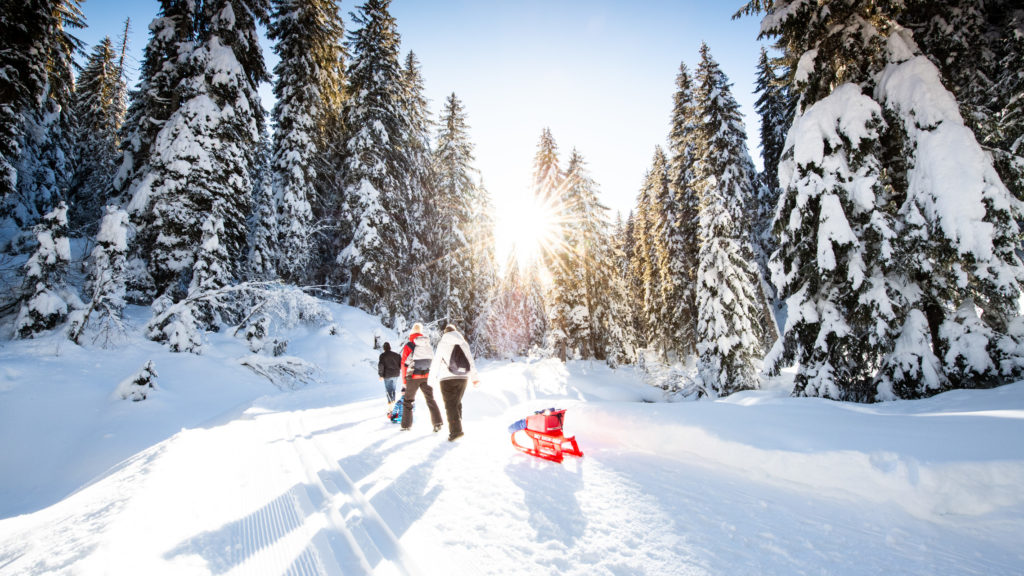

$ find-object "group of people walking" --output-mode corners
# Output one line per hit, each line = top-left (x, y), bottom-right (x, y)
(378, 322), (480, 442)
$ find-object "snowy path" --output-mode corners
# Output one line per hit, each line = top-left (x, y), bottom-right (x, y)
(2, 355), (1023, 574)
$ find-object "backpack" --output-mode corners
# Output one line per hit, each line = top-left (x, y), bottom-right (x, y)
(447, 344), (471, 376)
(406, 334), (433, 375)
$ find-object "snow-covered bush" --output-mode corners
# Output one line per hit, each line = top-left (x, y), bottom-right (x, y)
(116, 360), (158, 402)
(245, 315), (270, 353)
(637, 348), (702, 400)
(939, 301), (999, 389)
(68, 206), (130, 347)
(239, 354), (318, 390)
(243, 314), (289, 356)
(148, 282), (332, 354)
(15, 202), (71, 338)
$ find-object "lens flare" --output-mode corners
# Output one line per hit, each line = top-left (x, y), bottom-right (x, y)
(494, 192), (565, 275)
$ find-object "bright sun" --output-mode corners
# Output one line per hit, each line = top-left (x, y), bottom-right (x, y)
(493, 193), (563, 274)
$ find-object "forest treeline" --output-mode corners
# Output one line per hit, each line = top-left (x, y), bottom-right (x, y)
(1, 0), (1021, 402)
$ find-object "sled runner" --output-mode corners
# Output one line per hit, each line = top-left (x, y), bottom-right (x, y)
(508, 408), (583, 463)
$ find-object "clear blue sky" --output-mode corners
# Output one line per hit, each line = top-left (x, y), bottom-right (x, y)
(76, 0), (767, 219)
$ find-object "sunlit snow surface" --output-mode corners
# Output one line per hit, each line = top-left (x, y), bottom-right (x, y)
(1, 303), (1022, 575)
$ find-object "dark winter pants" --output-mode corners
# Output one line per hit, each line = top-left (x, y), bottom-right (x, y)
(401, 376), (442, 429)
(440, 378), (468, 439)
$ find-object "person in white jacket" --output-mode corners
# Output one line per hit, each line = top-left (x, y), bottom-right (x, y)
(428, 324), (480, 441)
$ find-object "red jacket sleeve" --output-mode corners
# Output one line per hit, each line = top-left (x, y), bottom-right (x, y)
(400, 341), (410, 380)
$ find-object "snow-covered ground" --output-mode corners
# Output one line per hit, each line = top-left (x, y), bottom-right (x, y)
(1, 303), (1023, 575)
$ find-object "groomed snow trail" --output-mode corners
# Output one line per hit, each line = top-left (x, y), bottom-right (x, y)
(1, 358), (1022, 575)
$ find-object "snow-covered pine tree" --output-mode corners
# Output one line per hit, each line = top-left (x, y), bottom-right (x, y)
(626, 199), (651, 349)
(618, 211), (644, 351)
(15, 202), (71, 338)
(268, 0), (345, 285)
(547, 150), (591, 360)
(484, 261), (529, 359)
(664, 61), (701, 359)
(900, 0), (1024, 204)
(485, 259), (547, 358)
(771, 83), (899, 400)
(432, 93), (479, 331)
(116, 360), (158, 401)
(738, 1), (906, 400)
(248, 132), (278, 281)
(741, 0), (1024, 400)
(564, 149), (626, 362)
(532, 128), (562, 205)
(187, 214), (232, 330)
(69, 36), (127, 234)
(302, 0), (348, 290)
(606, 212), (639, 366)
(525, 127), (562, 307)
(465, 178), (499, 350)
(751, 46), (791, 276)
(399, 51), (435, 323)
(692, 43), (763, 397)
(143, 0), (268, 305)
(115, 0), (199, 303)
(0, 0), (83, 238)
(642, 147), (672, 357)
(113, 1), (191, 207)
(69, 205), (130, 346)
(877, 30), (1024, 396)
(753, 47), (793, 194)
(631, 148), (667, 354)
(751, 46), (793, 351)
(336, 0), (410, 323)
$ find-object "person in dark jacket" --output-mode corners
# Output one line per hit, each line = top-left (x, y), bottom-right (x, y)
(378, 342), (402, 403)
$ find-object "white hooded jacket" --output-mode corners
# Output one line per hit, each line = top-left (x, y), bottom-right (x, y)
(428, 330), (479, 387)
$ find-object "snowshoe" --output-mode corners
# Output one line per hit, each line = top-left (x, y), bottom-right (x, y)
(509, 408), (583, 463)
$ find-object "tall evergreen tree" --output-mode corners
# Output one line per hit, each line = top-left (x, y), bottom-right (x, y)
(305, 0), (348, 289)
(432, 93), (481, 331)
(336, 0), (410, 323)
(531, 127), (562, 205)
(630, 148), (667, 352)
(69, 36), (127, 233)
(399, 51), (435, 323)
(465, 178), (499, 349)
(753, 47), (792, 194)
(248, 133), (277, 281)
(642, 146), (672, 356)
(69, 205), (130, 346)
(563, 149), (627, 363)
(485, 262), (528, 359)
(664, 61), (701, 358)
(114, 0), (198, 302)
(739, 0), (1024, 400)
(900, 0), (1024, 204)
(15, 202), (71, 337)
(139, 0), (268, 320)
(609, 212), (639, 366)
(547, 150), (591, 359)
(693, 43), (763, 397)
(268, 0), (343, 284)
(0, 0), (83, 237)
(519, 127), (563, 332)
(751, 46), (792, 345)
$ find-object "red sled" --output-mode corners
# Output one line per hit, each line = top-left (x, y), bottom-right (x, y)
(509, 408), (583, 463)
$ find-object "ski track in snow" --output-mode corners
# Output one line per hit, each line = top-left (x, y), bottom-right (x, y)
(1, 347), (1024, 574)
